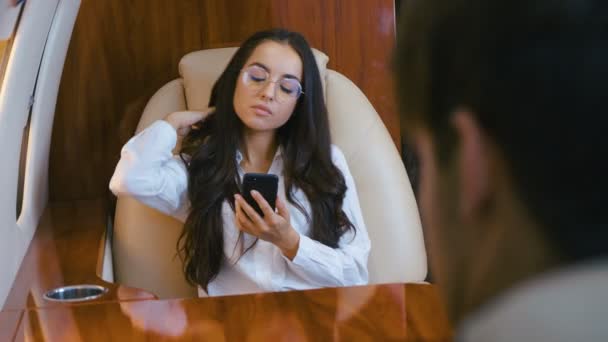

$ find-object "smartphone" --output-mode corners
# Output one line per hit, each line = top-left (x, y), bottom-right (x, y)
(241, 173), (279, 217)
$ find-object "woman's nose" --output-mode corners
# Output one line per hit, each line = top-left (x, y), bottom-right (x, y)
(259, 81), (276, 101)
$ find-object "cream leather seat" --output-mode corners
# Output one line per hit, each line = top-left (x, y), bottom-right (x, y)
(112, 47), (427, 299)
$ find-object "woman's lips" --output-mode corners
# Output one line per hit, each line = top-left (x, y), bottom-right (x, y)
(252, 104), (272, 116)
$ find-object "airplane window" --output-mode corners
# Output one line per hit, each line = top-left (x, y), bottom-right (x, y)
(0, 39), (9, 61)
(0, 0), (24, 91)
(0, 39), (13, 91)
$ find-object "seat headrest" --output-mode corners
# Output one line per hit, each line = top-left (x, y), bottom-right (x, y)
(178, 47), (329, 111)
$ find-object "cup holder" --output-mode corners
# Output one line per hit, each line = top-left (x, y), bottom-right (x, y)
(43, 284), (108, 302)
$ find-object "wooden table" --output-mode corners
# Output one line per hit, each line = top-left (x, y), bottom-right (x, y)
(8, 283), (451, 341)
(0, 310), (22, 342)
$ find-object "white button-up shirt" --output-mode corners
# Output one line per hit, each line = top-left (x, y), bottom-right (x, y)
(110, 120), (371, 297)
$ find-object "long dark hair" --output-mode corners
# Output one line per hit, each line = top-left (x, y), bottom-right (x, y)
(177, 29), (355, 291)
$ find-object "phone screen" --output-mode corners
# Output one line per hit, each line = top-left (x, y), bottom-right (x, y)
(241, 173), (279, 217)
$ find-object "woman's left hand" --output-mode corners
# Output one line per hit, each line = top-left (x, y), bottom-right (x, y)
(234, 191), (300, 260)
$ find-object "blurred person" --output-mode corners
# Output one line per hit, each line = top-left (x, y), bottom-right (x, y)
(395, 0), (608, 340)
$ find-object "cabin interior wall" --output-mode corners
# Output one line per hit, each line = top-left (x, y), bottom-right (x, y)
(48, 0), (397, 201)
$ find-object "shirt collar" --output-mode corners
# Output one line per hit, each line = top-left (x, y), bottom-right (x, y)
(236, 149), (244, 165)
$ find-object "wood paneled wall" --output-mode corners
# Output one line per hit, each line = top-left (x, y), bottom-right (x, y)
(49, 0), (398, 201)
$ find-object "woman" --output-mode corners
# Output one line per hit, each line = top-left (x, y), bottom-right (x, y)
(110, 29), (370, 296)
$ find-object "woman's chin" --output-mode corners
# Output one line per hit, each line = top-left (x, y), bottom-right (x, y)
(241, 117), (278, 132)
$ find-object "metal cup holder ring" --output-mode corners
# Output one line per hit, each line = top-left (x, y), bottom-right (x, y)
(43, 284), (108, 303)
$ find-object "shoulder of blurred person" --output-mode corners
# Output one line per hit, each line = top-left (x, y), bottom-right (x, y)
(458, 259), (608, 341)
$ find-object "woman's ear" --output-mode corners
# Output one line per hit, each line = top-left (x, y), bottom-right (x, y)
(451, 110), (492, 221)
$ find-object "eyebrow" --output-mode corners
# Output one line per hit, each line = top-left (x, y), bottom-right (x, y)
(248, 62), (302, 82)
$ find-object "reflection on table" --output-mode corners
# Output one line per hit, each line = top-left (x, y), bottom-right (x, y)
(13, 283), (452, 341)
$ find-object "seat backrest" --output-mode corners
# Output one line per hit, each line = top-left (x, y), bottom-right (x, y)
(113, 47), (427, 299)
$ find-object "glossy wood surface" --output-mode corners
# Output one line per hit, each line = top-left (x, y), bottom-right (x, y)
(3, 199), (155, 311)
(13, 284), (452, 341)
(49, 0), (399, 201)
(0, 310), (22, 342)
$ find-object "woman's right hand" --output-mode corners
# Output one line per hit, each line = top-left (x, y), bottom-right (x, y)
(164, 108), (214, 136)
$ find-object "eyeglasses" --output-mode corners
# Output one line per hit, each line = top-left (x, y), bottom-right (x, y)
(241, 65), (304, 102)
